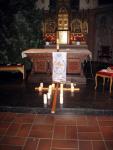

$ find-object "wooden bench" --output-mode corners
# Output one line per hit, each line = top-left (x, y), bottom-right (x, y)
(0, 64), (25, 79)
(95, 69), (113, 93)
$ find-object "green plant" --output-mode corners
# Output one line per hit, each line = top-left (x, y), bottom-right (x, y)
(0, 0), (44, 64)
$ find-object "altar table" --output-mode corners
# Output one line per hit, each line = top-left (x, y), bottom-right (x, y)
(22, 48), (92, 75)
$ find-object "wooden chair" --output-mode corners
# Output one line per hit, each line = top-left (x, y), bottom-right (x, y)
(98, 45), (112, 62)
(95, 67), (113, 93)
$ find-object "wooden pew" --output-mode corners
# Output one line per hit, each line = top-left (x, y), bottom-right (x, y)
(0, 64), (25, 79)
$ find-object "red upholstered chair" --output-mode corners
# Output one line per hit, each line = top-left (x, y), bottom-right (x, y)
(109, 66), (113, 70)
(95, 68), (113, 93)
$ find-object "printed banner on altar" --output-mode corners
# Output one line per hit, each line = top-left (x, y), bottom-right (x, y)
(52, 52), (67, 82)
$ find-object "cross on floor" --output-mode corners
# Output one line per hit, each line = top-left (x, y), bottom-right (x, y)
(35, 82), (80, 113)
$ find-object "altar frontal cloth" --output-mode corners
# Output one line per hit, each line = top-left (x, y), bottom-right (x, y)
(52, 52), (67, 82)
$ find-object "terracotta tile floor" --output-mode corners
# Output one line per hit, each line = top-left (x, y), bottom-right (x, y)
(0, 112), (113, 150)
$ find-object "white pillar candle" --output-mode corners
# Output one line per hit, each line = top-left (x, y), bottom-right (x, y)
(60, 83), (63, 88)
(71, 86), (74, 92)
(60, 95), (63, 104)
(48, 88), (52, 95)
(52, 83), (55, 89)
(48, 85), (52, 95)
(57, 38), (59, 44)
(60, 89), (63, 96)
(40, 82), (43, 88)
(71, 83), (74, 88)
(57, 44), (59, 50)
(60, 84), (63, 91)
(49, 85), (52, 90)
(47, 92), (51, 99)
(49, 85), (52, 88)
(43, 94), (47, 104)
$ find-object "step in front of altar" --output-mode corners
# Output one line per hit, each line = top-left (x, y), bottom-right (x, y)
(28, 74), (86, 84)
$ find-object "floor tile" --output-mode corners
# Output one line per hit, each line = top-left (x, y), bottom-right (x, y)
(97, 116), (113, 121)
(86, 116), (98, 126)
(98, 120), (113, 126)
(92, 141), (106, 150)
(0, 136), (26, 146)
(0, 145), (22, 150)
(76, 116), (88, 126)
(52, 139), (78, 149)
(14, 113), (36, 124)
(53, 126), (65, 139)
(16, 124), (31, 137)
(29, 125), (53, 138)
(78, 132), (102, 140)
(0, 112), (16, 122)
(78, 126), (99, 132)
(0, 122), (10, 136)
(23, 137), (38, 150)
(105, 140), (113, 150)
(34, 115), (54, 125)
(79, 140), (92, 150)
(0, 112), (113, 150)
(54, 115), (76, 125)
(66, 126), (77, 139)
(6, 123), (21, 136)
(100, 126), (113, 140)
(37, 139), (51, 150)
(51, 148), (79, 150)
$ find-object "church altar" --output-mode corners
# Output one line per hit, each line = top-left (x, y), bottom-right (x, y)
(22, 48), (92, 75)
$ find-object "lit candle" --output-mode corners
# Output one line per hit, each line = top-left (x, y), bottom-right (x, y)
(48, 85), (52, 95)
(49, 85), (52, 90)
(38, 86), (42, 92)
(47, 92), (51, 99)
(71, 83), (74, 88)
(57, 44), (59, 50)
(43, 94), (47, 104)
(60, 83), (63, 89)
(52, 83), (55, 89)
(60, 94), (63, 104)
(40, 82), (43, 88)
(60, 88), (63, 96)
(57, 38), (59, 44)
(56, 38), (59, 50)
(71, 86), (74, 92)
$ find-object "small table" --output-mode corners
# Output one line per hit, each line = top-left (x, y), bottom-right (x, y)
(95, 69), (113, 93)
